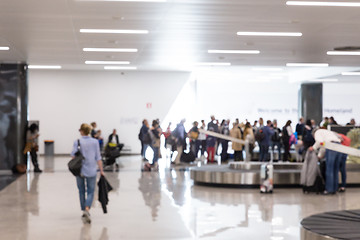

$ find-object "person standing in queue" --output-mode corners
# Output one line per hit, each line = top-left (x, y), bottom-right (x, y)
(71, 123), (104, 224)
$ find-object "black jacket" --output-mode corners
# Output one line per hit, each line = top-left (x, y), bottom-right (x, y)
(108, 134), (119, 145)
(98, 175), (113, 213)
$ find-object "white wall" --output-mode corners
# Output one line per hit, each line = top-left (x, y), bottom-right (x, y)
(28, 69), (360, 155)
(323, 83), (360, 125)
(28, 70), (190, 154)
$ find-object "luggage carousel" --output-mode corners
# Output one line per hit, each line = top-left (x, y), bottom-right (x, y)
(301, 210), (360, 240)
(190, 162), (360, 188)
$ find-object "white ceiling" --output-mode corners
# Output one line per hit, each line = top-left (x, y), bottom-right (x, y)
(1, 0), (360, 81)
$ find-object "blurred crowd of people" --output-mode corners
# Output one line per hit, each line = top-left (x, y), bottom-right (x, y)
(138, 116), (357, 166)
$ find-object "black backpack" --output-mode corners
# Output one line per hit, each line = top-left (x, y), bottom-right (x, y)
(271, 129), (281, 142)
(255, 128), (265, 142)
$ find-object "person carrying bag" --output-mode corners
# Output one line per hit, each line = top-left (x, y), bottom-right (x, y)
(70, 123), (104, 224)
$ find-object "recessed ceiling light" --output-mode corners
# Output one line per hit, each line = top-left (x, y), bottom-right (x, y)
(104, 66), (137, 70)
(327, 51), (360, 55)
(80, 29), (149, 34)
(286, 1), (360, 7)
(341, 72), (360, 75)
(286, 63), (329, 67)
(0, 46), (9, 51)
(208, 50), (260, 54)
(83, 48), (138, 52)
(85, 61), (130, 64)
(77, 0), (166, 2)
(308, 78), (338, 82)
(237, 32), (302, 37)
(194, 62), (231, 66)
(28, 65), (62, 69)
(252, 67), (283, 71)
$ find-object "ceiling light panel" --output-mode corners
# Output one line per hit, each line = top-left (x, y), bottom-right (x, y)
(0, 47), (9, 50)
(308, 78), (338, 82)
(327, 51), (360, 55)
(237, 32), (302, 37)
(286, 63), (329, 67)
(80, 29), (149, 34)
(28, 65), (62, 69)
(195, 62), (231, 66)
(85, 61), (130, 64)
(252, 67), (283, 71)
(83, 48), (138, 52)
(341, 72), (360, 75)
(104, 66), (137, 70)
(77, 0), (166, 2)
(287, 1), (360, 7)
(208, 50), (260, 54)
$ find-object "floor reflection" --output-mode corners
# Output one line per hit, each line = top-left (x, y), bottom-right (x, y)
(80, 226), (109, 240)
(138, 172), (161, 221)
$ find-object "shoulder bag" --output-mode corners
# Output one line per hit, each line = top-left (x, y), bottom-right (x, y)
(68, 139), (84, 176)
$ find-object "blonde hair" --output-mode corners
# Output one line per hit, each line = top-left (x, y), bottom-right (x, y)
(80, 123), (92, 135)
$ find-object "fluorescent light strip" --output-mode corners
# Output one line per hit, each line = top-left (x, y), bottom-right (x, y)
(252, 67), (283, 72)
(208, 50), (260, 54)
(237, 32), (302, 37)
(77, 0), (166, 2)
(104, 66), (137, 70)
(83, 48), (138, 52)
(287, 1), (360, 7)
(286, 63), (329, 67)
(28, 65), (62, 69)
(0, 46), (9, 51)
(341, 72), (360, 76)
(80, 29), (148, 34)
(85, 61), (130, 64)
(195, 62), (231, 66)
(327, 51), (360, 56)
(308, 79), (338, 82)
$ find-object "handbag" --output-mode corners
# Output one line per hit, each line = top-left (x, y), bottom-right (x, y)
(68, 140), (84, 176)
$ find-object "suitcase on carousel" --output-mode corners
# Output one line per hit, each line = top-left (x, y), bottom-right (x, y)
(260, 150), (274, 193)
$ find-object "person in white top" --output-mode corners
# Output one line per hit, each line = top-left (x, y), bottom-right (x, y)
(309, 128), (342, 194)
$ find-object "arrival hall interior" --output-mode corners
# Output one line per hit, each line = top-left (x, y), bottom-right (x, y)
(1, 0), (360, 239)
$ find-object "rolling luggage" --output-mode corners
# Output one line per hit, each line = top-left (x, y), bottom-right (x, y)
(260, 150), (274, 193)
(301, 150), (325, 194)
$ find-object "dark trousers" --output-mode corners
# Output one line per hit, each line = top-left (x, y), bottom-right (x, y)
(283, 140), (290, 161)
(259, 144), (269, 162)
(30, 148), (39, 168)
(199, 140), (207, 156)
(271, 141), (282, 161)
(221, 140), (229, 162)
(234, 151), (243, 161)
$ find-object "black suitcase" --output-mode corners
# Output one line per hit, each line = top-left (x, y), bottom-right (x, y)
(180, 152), (196, 163)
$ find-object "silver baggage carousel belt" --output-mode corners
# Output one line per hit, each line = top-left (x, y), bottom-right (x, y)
(190, 163), (360, 187)
(301, 210), (360, 240)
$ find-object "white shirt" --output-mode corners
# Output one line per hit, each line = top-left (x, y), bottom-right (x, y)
(313, 129), (341, 151)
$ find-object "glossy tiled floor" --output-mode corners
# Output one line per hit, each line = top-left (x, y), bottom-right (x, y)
(1, 155), (359, 240)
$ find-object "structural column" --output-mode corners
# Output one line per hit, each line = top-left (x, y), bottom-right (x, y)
(0, 63), (28, 170)
(299, 83), (322, 126)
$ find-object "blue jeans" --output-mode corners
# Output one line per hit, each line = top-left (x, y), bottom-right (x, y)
(339, 153), (347, 188)
(259, 144), (269, 162)
(271, 141), (282, 161)
(151, 146), (159, 164)
(76, 176), (96, 211)
(325, 149), (342, 193)
(142, 144), (150, 159)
